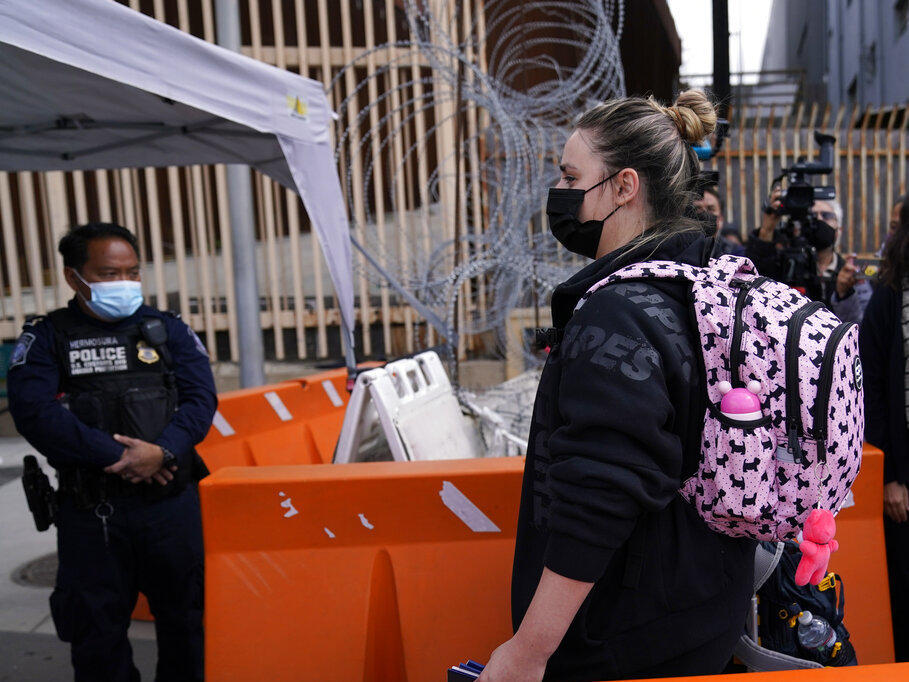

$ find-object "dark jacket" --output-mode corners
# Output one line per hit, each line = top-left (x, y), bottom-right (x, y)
(512, 230), (756, 681)
(8, 299), (217, 471)
(859, 283), (909, 485)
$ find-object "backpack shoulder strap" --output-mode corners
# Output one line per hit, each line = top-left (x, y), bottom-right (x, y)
(734, 634), (824, 672)
(575, 255), (758, 313)
(575, 260), (699, 314)
(755, 542), (786, 592)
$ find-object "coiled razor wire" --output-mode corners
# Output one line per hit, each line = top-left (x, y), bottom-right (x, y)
(333, 0), (625, 369)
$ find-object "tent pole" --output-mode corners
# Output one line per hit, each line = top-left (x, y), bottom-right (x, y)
(216, 0), (266, 387)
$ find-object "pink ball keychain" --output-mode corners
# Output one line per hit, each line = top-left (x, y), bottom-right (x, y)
(718, 380), (763, 421)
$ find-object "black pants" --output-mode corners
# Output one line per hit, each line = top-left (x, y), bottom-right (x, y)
(885, 516), (909, 662)
(50, 485), (204, 682)
(619, 626), (741, 679)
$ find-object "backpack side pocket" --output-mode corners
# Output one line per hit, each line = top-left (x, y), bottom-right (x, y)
(681, 407), (778, 540)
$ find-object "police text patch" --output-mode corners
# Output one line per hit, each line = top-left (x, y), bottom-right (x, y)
(66, 336), (129, 376)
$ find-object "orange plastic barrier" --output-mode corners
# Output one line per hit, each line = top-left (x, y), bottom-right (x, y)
(201, 457), (521, 681)
(637, 663), (909, 681)
(197, 367), (358, 471)
(133, 366), (372, 622)
(825, 444), (893, 664)
(200, 446), (896, 681)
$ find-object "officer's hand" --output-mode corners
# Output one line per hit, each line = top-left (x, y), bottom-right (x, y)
(150, 466), (176, 486)
(105, 435), (165, 483)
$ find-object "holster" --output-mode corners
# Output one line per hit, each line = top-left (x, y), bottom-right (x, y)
(22, 455), (57, 531)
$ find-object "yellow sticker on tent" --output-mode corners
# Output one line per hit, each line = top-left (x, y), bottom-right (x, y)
(286, 94), (309, 120)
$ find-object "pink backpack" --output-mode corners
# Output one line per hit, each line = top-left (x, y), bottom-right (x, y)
(581, 255), (864, 542)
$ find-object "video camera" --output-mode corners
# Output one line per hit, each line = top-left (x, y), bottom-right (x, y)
(768, 131), (838, 295)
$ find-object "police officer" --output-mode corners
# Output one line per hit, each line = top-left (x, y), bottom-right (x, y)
(8, 222), (217, 681)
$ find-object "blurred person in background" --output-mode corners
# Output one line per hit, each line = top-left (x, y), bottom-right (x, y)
(858, 198), (909, 662)
(693, 185), (724, 229)
(879, 194), (907, 254)
(694, 186), (744, 256)
(717, 226), (745, 256)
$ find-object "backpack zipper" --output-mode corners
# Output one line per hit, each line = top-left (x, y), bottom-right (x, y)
(785, 300), (824, 463)
(729, 276), (769, 383)
(811, 322), (856, 452)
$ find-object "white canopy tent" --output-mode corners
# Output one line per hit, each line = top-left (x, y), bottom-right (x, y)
(0, 0), (356, 375)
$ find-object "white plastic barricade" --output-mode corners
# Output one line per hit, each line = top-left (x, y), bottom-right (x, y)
(334, 352), (485, 463)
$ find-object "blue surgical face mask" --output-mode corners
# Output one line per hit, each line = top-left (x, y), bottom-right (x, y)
(73, 270), (143, 321)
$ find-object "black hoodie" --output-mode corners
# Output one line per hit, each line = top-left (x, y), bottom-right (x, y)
(512, 229), (756, 681)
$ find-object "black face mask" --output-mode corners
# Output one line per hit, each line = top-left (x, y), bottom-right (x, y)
(809, 218), (838, 251)
(546, 170), (622, 259)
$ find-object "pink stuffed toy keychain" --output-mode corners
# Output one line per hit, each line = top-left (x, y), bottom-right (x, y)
(795, 509), (839, 586)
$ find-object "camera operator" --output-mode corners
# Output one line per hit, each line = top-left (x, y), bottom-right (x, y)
(747, 188), (871, 325)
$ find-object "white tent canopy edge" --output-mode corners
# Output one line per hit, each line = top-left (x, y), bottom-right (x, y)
(0, 0), (355, 369)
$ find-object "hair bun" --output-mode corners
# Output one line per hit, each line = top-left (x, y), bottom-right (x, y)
(667, 89), (717, 144)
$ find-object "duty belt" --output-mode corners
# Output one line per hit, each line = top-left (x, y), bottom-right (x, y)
(57, 467), (183, 508)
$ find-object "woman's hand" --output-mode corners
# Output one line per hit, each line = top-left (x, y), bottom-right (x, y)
(478, 568), (593, 682)
(476, 634), (548, 682)
(884, 481), (909, 523)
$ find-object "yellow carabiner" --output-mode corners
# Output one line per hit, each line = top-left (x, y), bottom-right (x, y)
(818, 573), (837, 591)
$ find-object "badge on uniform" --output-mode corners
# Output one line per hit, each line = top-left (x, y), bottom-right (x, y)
(9, 332), (35, 369)
(136, 340), (160, 364)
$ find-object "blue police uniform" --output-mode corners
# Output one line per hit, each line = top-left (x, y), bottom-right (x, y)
(8, 298), (217, 682)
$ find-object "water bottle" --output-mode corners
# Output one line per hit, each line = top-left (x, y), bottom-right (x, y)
(796, 610), (837, 659)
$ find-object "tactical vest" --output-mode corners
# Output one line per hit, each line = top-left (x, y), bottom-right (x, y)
(48, 307), (177, 446)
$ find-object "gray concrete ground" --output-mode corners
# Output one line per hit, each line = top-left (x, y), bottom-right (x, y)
(0, 438), (157, 681)
(0, 631), (156, 682)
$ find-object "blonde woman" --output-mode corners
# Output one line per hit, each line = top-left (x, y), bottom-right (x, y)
(480, 91), (756, 682)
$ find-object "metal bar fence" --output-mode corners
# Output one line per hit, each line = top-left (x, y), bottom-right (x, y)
(716, 103), (907, 257)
